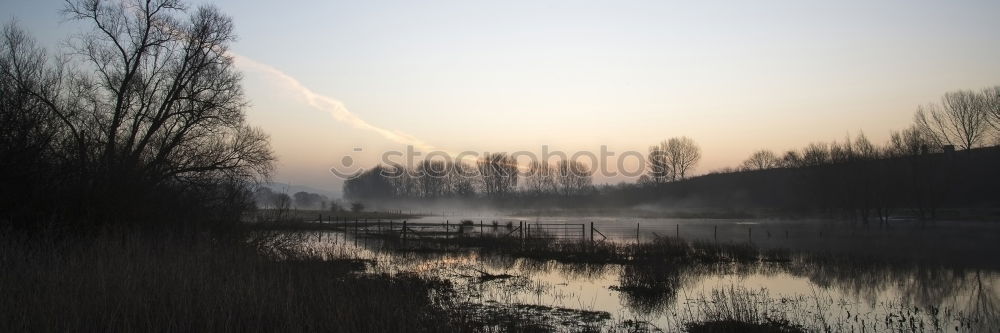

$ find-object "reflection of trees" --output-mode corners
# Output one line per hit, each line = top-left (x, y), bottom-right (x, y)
(898, 267), (967, 308)
(360, 233), (999, 329)
(613, 262), (704, 315)
(787, 254), (999, 317)
(611, 262), (785, 316)
(967, 270), (999, 329)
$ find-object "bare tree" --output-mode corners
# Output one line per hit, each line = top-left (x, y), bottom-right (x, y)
(829, 137), (855, 163)
(447, 160), (477, 196)
(886, 124), (934, 157)
(852, 132), (879, 160)
(740, 149), (779, 171)
(983, 86), (1000, 135)
(524, 161), (556, 194)
(415, 159), (447, 198)
(646, 143), (671, 184)
(477, 153), (518, 198)
(0, 23), (62, 215)
(779, 150), (802, 168)
(50, 1), (274, 184)
(0, 1), (274, 225)
(382, 163), (413, 197)
(271, 192), (291, 221)
(555, 160), (592, 195)
(915, 89), (991, 150)
(664, 137), (701, 180)
(801, 142), (830, 166)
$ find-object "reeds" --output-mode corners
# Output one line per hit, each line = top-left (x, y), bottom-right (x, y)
(0, 227), (457, 332)
(682, 286), (804, 333)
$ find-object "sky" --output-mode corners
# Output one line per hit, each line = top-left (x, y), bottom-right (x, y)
(4, 0), (1000, 196)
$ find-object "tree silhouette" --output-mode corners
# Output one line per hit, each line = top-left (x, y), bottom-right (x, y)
(741, 150), (779, 171)
(524, 161), (556, 194)
(915, 89), (992, 150)
(647, 143), (671, 184)
(477, 153), (518, 198)
(1, 1), (274, 227)
(664, 137), (701, 180)
(555, 160), (593, 196)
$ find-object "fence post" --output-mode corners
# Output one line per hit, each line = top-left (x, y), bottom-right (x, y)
(714, 225), (717, 241)
(402, 220), (407, 240)
(519, 221), (523, 239)
(676, 224), (679, 239)
(480, 220), (483, 238)
(748, 227), (752, 243)
(636, 223), (640, 244)
(590, 222), (594, 243)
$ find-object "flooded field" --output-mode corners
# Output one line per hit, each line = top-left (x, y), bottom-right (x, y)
(299, 217), (1000, 332)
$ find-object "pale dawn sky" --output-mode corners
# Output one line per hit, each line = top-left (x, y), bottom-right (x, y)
(4, 0), (1000, 195)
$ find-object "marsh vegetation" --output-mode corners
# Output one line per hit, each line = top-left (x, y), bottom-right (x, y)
(270, 215), (1000, 332)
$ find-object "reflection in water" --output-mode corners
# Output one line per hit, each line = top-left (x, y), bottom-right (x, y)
(613, 262), (694, 316)
(299, 230), (999, 332)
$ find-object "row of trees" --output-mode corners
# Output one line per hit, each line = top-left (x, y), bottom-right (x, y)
(344, 137), (705, 203)
(1, 1), (274, 230)
(342, 85), (997, 220)
(737, 133), (882, 172)
(252, 188), (331, 211)
(720, 85), (1000, 221)
(343, 153), (598, 201)
(738, 85), (1000, 173)
(523, 160), (593, 195)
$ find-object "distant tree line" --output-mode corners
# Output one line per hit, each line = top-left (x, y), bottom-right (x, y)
(342, 87), (1000, 220)
(602, 86), (1000, 220)
(736, 85), (1000, 173)
(0, 1), (274, 231)
(253, 187), (338, 211)
(343, 152), (598, 202)
(343, 137), (701, 204)
(708, 85), (1000, 221)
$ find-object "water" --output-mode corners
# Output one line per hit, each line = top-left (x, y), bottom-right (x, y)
(300, 217), (1000, 331)
(406, 215), (1000, 269)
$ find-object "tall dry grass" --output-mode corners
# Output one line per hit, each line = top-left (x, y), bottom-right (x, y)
(0, 227), (455, 332)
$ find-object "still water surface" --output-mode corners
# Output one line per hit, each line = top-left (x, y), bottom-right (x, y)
(306, 217), (1000, 331)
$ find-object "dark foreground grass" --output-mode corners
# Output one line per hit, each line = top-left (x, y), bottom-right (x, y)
(682, 286), (805, 333)
(0, 228), (455, 332)
(684, 320), (805, 333)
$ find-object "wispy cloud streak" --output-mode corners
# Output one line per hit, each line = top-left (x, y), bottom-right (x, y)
(233, 54), (436, 151)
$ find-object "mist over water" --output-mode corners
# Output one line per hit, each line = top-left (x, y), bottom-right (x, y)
(301, 214), (1000, 332)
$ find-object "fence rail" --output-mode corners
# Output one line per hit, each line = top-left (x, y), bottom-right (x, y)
(297, 214), (963, 251)
(306, 215), (615, 243)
